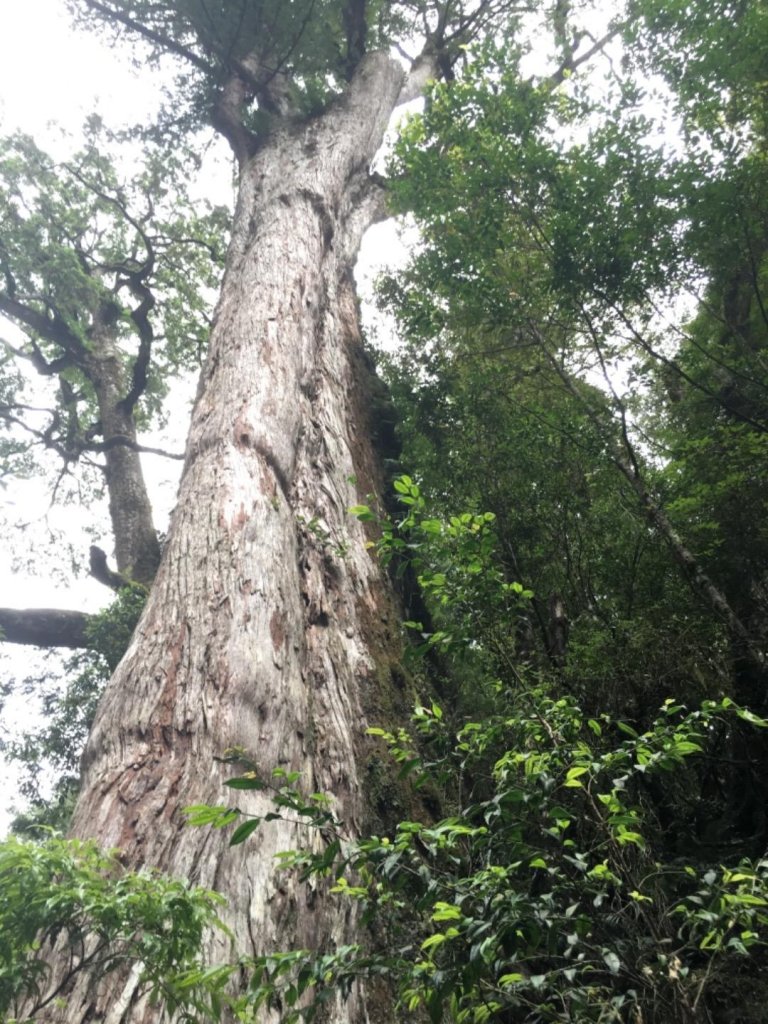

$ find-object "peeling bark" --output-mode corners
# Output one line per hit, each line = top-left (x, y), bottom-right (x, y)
(47, 52), (414, 1023)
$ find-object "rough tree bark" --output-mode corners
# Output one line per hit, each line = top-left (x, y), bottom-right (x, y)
(41, 52), (427, 1023)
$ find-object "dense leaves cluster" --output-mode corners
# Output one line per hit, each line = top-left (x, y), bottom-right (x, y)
(380, 0), (768, 703)
(174, 483), (768, 1024)
(0, 835), (225, 1021)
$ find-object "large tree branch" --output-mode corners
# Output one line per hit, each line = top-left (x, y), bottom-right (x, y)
(0, 607), (93, 648)
(89, 545), (130, 591)
(90, 434), (185, 460)
(118, 275), (155, 415)
(342, 0), (368, 80)
(0, 295), (81, 369)
(398, 50), (440, 105)
(211, 74), (259, 164)
(0, 403), (184, 464)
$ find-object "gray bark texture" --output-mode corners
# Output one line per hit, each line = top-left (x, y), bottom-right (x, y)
(47, 53), (415, 1023)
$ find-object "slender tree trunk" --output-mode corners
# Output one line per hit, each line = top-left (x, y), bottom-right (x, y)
(48, 54), (412, 1023)
(84, 330), (161, 586)
(533, 325), (767, 676)
(0, 337), (160, 645)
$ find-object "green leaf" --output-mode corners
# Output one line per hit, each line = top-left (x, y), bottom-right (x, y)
(229, 818), (262, 846)
(431, 902), (462, 922)
(736, 708), (768, 728)
(349, 504), (374, 521)
(564, 765), (589, 788)
(225, 775), (266, 790)
(499, 972), (524, 986)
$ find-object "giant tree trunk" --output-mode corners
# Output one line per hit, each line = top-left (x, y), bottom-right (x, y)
(50, 53), (413, 1023)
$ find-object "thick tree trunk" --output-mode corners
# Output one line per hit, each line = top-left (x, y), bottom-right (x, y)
(48, 53), (412, 1023)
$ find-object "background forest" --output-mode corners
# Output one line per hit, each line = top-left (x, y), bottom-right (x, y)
(2, 0), (768, 1022)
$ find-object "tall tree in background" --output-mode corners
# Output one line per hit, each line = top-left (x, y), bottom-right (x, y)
(0, 2), (618, 1021)
(384, 0), (768, 697)
(0, 127), (224, 642)
(379, 0), (768, 891)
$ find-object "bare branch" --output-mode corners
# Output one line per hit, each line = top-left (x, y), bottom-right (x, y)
(89, 544), (129, 591)
(89, 435), (185, 460)
(0, 294), (81, 369)
(546, 24), (624, 88)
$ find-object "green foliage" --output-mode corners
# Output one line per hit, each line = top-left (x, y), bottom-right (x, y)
(361, 13), (768, 1013)
(182, 482), (768, 1022)
(0, 835), (226, 1022)
(0, 126), (226, 489)
(358, 475), (533, 681)
(385, 47), (680, 334)
(66, 0), (519, 136)
(377, 0), (768, 722)
(84, 583), (147, 672)
(628, 0), (768, 141)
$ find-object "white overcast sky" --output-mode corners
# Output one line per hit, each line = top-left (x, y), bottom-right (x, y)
(0, 0), (184, 604)
(1, 0), (162, 133)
